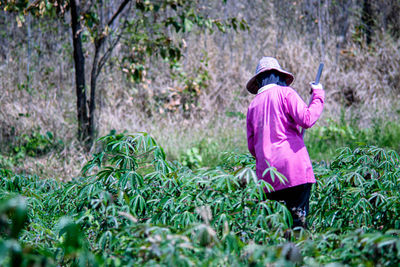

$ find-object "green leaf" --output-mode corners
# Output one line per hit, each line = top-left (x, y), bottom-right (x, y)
(184, 18), (194, 32)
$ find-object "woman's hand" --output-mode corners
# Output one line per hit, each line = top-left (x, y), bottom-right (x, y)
(309, 82), (324, 94)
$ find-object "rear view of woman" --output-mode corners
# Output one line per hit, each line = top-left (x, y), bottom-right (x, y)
(246, 57), (325, 228)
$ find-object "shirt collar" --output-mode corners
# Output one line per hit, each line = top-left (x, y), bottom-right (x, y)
(257, 84), (277, 94)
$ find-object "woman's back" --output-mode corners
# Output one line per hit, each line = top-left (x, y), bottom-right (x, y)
(247, 84), (324, 191)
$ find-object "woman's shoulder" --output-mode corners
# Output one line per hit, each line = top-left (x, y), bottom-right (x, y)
(276, 85), (297, 95)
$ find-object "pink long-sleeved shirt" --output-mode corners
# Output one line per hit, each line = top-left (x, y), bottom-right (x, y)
(246, 84), (325, 191)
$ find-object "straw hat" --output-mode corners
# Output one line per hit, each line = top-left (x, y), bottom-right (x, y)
(246, 57), (294, 94)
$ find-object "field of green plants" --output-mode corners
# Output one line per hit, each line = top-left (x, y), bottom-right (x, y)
(1, 132), (400, 266)
(2, 0), (400, 266)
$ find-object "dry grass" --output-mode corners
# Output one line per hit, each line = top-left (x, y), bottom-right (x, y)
(1, 15), (400, 179)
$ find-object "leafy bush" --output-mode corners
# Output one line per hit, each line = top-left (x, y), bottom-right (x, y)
(13, 130), (61, 157)
(179, 147), (203, 168)
(0, 130), (63, 169)
(311, 146), (400, 231)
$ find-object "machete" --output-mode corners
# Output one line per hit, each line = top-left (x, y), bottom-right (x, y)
(314, 62), (324, 84)
(301, 62), (324, 137)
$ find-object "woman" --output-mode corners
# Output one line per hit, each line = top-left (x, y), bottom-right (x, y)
(246, 57), (325, 228)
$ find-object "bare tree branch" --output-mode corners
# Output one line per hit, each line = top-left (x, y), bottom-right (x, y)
(96, 31), (123, 78)
(96, 4), (131, 78)
(107, 0), (130, 27)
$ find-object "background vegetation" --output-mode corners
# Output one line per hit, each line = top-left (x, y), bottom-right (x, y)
(1, 0), (400, 265)
(1, 0), (400, 178)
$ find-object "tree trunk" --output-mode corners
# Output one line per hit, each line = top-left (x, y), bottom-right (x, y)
(70, 0), (129, 147)
(70, 0), (89, 143)
(362, 0), (374, 45)
(27, 14), (31, 90)
(87, 0), (130, 146)
(317, 0), (325, 59)
(88, 42), (102, 145)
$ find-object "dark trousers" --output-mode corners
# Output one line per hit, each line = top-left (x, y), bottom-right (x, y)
(265, 183), (312, 228)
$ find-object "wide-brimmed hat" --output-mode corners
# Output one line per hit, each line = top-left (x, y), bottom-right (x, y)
(246, 57), (294, 94)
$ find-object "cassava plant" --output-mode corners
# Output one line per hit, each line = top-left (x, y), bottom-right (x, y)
(1, 132), (400, 266)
